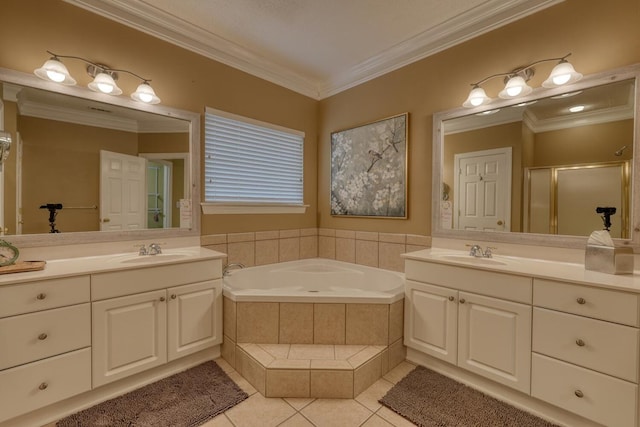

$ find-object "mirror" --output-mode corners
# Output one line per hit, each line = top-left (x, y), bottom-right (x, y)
(433, 65), (640, 249)
(0, 67), (200, 247)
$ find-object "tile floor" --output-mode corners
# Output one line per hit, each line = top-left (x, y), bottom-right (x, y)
(200, 357), (419, 427)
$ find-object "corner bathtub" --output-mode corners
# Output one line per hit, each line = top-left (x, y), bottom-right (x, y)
(222, 258), (405, 304)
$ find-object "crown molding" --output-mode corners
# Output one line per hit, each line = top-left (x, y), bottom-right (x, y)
(64, 0), (321, 99)
(65, 0), (563, 100)
(523, 104), (634, 133)
(320, 0), (564, 98)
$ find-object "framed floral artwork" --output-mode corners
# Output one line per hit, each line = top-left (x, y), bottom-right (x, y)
(331, 113), (408, 218)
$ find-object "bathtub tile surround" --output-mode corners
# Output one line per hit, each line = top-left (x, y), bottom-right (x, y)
(201, 228), (430, 272)
(313, 303), (346, 344)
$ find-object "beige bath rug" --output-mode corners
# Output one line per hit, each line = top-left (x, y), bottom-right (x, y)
(380, 365), (559, 427)
(57, 360), (248, 427)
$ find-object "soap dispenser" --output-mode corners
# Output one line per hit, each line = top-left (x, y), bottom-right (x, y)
(585, 206), (634, 274)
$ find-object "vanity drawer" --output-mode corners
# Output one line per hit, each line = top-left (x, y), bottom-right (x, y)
(0, 303), (91, 371)
(405, 259), (532, 303)
(0, 347), (91, 423)
(92, 259), (221, 300)
(0, 275), (90, 318)
(532, 308), (639, 382)
(533, 279), (638, 326)
(531, 353), (637, 427)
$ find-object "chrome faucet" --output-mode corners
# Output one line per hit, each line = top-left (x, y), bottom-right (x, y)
(223, 263), (245, 276)
(467, 244), (495, 258)
(148, 243), (163, 255)
(137, 244), (148, 256)
(468, 244), (485, 257)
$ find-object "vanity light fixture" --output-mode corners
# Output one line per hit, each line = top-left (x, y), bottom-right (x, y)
(462, 53), (582, 108)
(34, 51), (161, 104)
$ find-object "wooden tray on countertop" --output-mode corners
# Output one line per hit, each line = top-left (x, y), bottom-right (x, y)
(0, 261), (46, 275)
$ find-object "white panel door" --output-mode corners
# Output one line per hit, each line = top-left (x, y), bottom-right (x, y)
(92, 290), (167, 387)
(404, 280), (458, 364)
(167, 280), (222, 361)
(454, 148), (511, 231)
(100, 150), (147, 231)
(457, 291), (531, 394)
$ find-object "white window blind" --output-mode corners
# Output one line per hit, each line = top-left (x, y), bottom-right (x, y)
(204, 108), (304, 206)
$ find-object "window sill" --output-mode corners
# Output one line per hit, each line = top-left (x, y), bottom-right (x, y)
(201, 203), (308, 215)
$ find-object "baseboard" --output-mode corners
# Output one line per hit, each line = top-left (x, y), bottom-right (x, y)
(406, 348), (604, 427)
(0, 346), (221, 427)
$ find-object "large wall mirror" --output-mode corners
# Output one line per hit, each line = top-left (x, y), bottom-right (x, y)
(432, 64), (640, 249)
(0, 67), (200, 247)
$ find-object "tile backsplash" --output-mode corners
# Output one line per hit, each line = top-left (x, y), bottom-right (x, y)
(201, 228), (430, 272)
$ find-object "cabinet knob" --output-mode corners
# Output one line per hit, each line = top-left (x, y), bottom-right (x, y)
(38, 382), (48, 391)
(459, 298), (466, 304)
(448, 296), (455, 302)
(38, 333), (48, 341)
(574, 390), (584, 398)
(576, 338), (585, 347)
(159, 296), (166, 302)
(36, 293), (46, 300)
(171, 294), (177, 300)
(576, 297), (586, 305)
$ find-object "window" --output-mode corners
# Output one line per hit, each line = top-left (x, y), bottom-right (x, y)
(202, 107), (305, 214)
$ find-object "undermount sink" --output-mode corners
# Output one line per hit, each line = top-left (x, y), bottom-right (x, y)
(438, 254), (508, 266)
(108, 251), (193, 264)
(120, 253), (189, 264)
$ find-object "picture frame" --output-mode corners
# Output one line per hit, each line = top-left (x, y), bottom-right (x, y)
(330, 113), (408, 218)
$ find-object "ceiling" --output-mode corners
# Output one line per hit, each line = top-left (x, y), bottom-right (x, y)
(64, 0), (562, 100)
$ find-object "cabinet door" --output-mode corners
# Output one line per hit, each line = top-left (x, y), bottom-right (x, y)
(458, 292), (531, 394)
(167, 280), (222, 361)
(405, 280), (458, 364)
(92, 289), (167, 387)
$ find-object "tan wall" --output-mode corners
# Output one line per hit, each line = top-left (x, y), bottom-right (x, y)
(18, 116), (138, 234)
(532, 119), (633, 167)
(444, 122), (523, 232)
(318, 0), (640, 235)
(1, 0), (638, 237)
(138, 133), (189, 154)
(0, 0), (318, 235)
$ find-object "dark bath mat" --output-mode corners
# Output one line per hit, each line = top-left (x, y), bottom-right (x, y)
(57, 360), (248, 427)
(380, 365), (560, 427)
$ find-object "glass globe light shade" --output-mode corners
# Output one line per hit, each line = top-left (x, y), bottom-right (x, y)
(131, 82), (161, 104)
(34, 58), (76, 85)
(88, 72), (123, 95)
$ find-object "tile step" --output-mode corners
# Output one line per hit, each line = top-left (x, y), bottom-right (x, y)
(234, 343), (391, 398)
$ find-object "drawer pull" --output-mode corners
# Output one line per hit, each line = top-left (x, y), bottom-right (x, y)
(171, 294), (177, 300)
(576, 297), (586, 305)
(38, 382), (48, 391)
(459, 298), (466, 304)
(159, 296), (166, 302)
(36, 293), (47, 300)
(448, 296), (455, 302)
(574, 390), (584, 398)
(38, 333), (48, 341)
(576, 338), (585, 347)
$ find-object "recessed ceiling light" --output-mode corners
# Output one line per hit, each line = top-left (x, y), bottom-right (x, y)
(569, 105), (585, 113)
(551, 90), (583, 99)
(476, 109), (501, 116)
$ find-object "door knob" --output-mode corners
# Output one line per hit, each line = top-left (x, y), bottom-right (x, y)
(497, 220), (504, 226)
(102, 218), (111, 223)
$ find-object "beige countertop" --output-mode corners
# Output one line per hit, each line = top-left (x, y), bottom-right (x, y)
(403, 248), (640, 294)
(0, 246), (226, 286)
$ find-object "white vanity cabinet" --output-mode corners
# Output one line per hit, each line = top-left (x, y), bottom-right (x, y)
(91, 260), (222, 387)
(404, 260), (532, 394)
(531, 278), (640, 427)
(0, 276), (92, 423)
